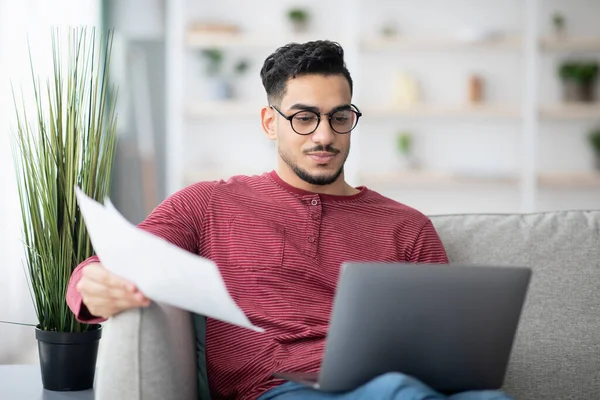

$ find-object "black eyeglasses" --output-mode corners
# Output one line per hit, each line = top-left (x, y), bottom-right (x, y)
(270, 104), (362, 135)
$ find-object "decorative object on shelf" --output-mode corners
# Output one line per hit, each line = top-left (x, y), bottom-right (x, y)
(551, 12), (566, 37)
(558, 60), (598, 103)
(380, 20), (398, 38)
(396, 132), (418, 170)
(468, 74), (484, 104)
(230, 59), (250, 99)
(392, 71), (421, 108)
(202, 48), (224, 75)
(201, 48), (230, 100)
(234, 59), (250, 75)
(588, 128), (600, 170)
(287, 7), (310, 34)
(9, 27), (117, 391)
(200, 48), (250, 100)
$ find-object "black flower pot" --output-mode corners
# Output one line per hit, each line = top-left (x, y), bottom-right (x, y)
(35, 325), (102, 391)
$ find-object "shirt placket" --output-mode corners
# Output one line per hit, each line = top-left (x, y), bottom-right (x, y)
(304, 195), (322, 258)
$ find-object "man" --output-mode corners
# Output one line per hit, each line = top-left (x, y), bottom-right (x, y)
(67, 41), (509, 400)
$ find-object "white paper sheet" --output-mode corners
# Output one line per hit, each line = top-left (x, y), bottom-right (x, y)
(75, 187), (264, 332)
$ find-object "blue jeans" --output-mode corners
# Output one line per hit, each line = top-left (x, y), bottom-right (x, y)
(258, 373), (513, 400)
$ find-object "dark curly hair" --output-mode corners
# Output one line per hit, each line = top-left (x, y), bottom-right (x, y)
(260, 40), (353, 105)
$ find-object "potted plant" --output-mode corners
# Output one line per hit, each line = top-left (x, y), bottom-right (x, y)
(287, 8), (310, 33)
(380, 21), (398, 38)
(10, 27), (117, 391)
(551, 12), (566, 36)
(558, 60), (599, 102)
(200, 48), (250, 100)
(396, 132), (417, 170)
(588, 128), (600, 170)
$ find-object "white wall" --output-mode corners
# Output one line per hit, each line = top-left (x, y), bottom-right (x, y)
(0, 0), (101, 364)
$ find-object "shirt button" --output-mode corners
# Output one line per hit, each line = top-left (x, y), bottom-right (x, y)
(311, 214), (319, 220)
(308, 236), (315, 243)
(311, 199), (319, 206)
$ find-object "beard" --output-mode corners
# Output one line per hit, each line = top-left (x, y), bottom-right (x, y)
(278, 143), (348, 186)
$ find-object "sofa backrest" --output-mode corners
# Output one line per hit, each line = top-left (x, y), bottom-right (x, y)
(430, 210), (600, 400)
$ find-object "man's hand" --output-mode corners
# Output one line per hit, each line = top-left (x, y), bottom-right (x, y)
(76, 262), (151, 319)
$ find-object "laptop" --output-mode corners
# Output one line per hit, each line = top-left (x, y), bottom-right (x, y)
(274, 262), (531, 395)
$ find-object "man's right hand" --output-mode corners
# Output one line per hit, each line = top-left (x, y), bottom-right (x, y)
(76, 262), (151, 319)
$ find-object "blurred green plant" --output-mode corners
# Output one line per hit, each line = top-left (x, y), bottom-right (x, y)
(552, 12), (565, 32)
(234, 59), (249, 75)
(287, 8), (309, 23)
(559, 61), (599, 84)
(396, 132), (413, 155)
(588, 129), (600, 154)
(200, 48), (249, 78)
(201, 48), (224, 76)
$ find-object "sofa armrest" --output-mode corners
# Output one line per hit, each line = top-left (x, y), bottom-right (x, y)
(95, 302), (198, 400)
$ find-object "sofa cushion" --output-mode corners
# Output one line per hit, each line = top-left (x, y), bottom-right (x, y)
(430, 210), (600, 400)
(96, 303), (199, 400)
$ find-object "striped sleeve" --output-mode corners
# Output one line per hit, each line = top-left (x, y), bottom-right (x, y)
(66, 181), (217, 323)
(409, 220), (449, 264)
(66, 255), (106, 323)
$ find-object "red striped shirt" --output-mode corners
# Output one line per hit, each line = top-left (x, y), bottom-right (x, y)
(66, 170), (448, 400)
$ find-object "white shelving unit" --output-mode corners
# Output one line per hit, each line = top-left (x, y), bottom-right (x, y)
(186, 31), (322, 50)
(360, 35), (523, 52)
(165, 0), (600, 214)
(540, 36), (600, 53)
(540, 103), (600, 120)
(538, 172), (600, 188)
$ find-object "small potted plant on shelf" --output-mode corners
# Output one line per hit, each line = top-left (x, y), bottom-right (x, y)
(588, 128), (600, 171)
(558, 60), (599, 103)
(380, 20), (398, 38)
(200, 48), (250, 101)
(551, 12), (566, 37)
(396, 131), (418, 170)
(287, 7), (310, 34)
(10, 27), (117, 391)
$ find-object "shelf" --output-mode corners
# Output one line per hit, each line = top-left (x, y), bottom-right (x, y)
(538, 172), (600, 188)
(364, 104), (521, 119)
(186, 32), (600, 53)
(540, 36), (600, 53)
(186, 31), (319, 49)
(358, 171), (518, 187)
(187, 32), (272, 49)
(360, 35), (522, 52)
(186, 32), (600, 54)
(186, 101), (264, 117)
(540, 103), (600, 120)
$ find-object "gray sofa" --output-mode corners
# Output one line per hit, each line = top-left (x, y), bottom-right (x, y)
(94, 210), (600, 400)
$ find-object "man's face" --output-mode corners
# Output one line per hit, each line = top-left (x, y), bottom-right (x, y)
(270, 74), (353, 186)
